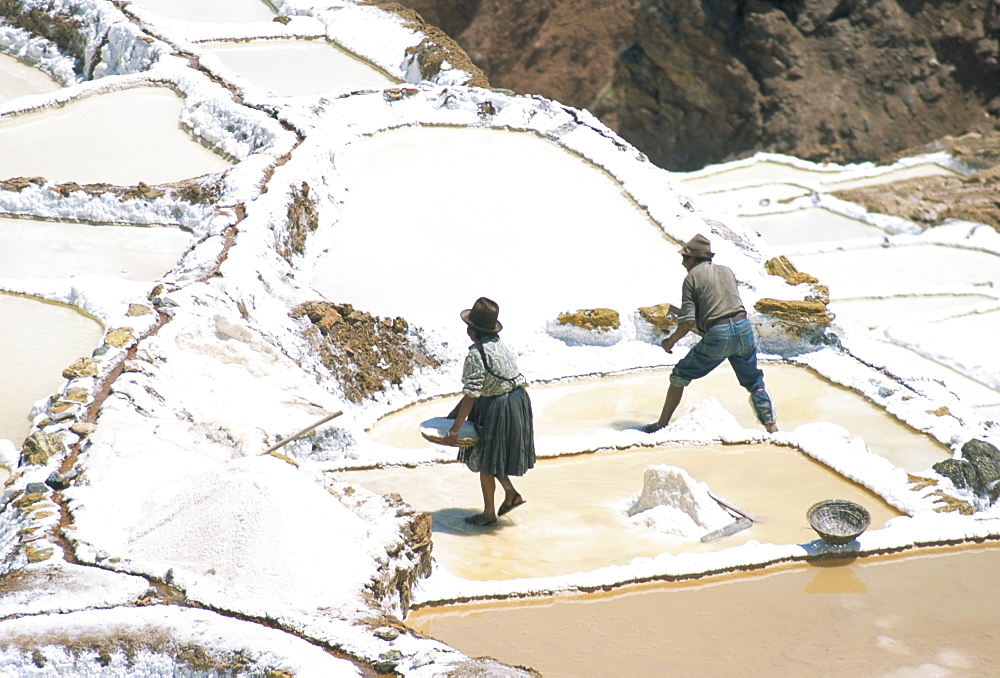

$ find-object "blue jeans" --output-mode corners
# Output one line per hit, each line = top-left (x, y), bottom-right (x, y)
(670, 318), (775, 425)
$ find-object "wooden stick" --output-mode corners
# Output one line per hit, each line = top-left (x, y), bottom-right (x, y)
(263, 411), (343, 454)
(701, 517), (753, 543)
(708, 491), (760, 523)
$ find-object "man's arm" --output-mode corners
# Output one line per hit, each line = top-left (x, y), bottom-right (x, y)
(661, 320), (695, 353)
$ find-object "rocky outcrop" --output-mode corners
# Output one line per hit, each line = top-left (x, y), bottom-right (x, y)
(291, 302), (442, 404)
(362, 1), (489, 87)
(755, 256), (833, 331)
(391, 0), (1000, 171)
(608, 0), (1000, 170)
(276, 182), (318, 263)
(833, 132), (1000, 231)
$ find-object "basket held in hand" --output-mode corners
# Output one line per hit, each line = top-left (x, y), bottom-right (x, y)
(419, 417), (479, 447)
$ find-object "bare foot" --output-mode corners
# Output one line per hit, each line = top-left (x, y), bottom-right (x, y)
(765, 423), (779, 433)
(642, 422), (665, 433)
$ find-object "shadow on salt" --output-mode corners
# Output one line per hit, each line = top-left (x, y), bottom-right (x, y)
(201, 40), (397, 96)
(0, 53), (62, 106)
(0, 293), (103, 449)
(0, 87), (231, 186)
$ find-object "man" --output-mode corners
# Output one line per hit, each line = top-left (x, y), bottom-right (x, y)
(644, 233), (778, 433)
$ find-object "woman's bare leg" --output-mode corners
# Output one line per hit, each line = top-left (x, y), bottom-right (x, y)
(497, 474), (519, 503)
(476, 473), (498, 522)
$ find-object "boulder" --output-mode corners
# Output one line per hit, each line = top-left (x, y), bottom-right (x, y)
(933, 440), (1000, 503)
(932, 458), (981, 492)
(960, 439), (1000, 487)
(637, 303), (680, 331)
(62, 357), (99, 379)
(20, 431), (66, 467)
(104, 327), (134, 348)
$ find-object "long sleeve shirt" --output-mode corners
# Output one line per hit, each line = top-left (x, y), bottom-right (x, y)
(461, 335), (526, 398)
(677, 261), (746, 334)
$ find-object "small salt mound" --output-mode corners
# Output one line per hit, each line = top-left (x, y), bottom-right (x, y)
(125, 456), (377, 614)
(666, 398), (756, 441)
(626, 465), (734, 540)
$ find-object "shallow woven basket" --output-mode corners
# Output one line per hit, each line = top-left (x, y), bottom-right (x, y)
(419, 417), (479, 448)
(807, 499), (871, 545)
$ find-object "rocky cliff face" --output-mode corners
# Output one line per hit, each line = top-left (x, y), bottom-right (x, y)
(393, 0), (1000, 171)
(374, 0), (640, 119)
(608, 0), (1000, 170)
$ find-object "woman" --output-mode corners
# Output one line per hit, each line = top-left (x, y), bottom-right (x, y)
(445, 297), (536, 526)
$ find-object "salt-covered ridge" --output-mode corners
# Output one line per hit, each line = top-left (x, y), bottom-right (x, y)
(0, 0), (999, 675)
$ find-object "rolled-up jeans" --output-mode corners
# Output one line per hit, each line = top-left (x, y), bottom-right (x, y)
(669, 317), (776, 425)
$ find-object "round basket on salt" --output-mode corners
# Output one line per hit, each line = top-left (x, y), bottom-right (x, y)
(419, 417), (479, 447)
(807, 499), (871, 545)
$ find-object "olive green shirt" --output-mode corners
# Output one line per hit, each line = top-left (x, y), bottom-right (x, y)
(677, 261), (746, 334)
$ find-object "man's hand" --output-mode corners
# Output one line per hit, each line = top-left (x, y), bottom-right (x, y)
(661, 321), (694, 353)
(444, 430), (460, 444)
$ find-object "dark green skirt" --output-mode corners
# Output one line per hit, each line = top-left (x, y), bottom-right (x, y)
(458, 386), (535, 477)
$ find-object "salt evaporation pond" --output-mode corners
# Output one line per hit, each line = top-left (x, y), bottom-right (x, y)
(792, 244), (1000, 298)
(338, 442), (900, 580)
(203, 40), (397, 96)
(0, 293), (103, 447)
(742, 207), (885, 248)
(887, 308), (1000, 390)
(692, 182), (810, 216)
(348, 363), (951, 580)
(308, 126), (682, 326)
(0, 87), (231, 186)
(680, 159), (848, 191)
(130, 0), (276, 23)
(680, 159), (958, 193)
(0, 216), (191, 281)
(824, 162), (961, 191)
(831, 294), (993, 330)
(370, 364), (950, 473)
(0, 53), (61, 105)
(409, 542), (1000, 677)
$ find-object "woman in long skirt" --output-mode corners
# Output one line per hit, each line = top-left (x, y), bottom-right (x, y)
(445, 297), (536, 526)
